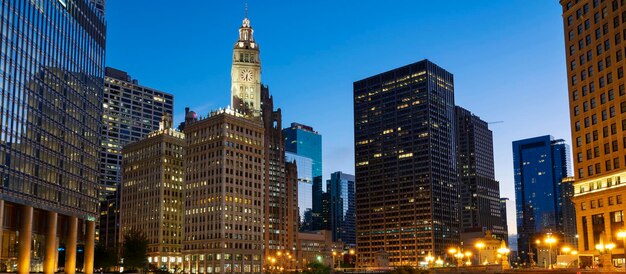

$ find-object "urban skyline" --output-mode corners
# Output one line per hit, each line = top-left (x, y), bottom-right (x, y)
(104, 1), (573, 237)
(2, 0), (603, 272)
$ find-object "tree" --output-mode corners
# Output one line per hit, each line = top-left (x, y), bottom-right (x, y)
(94, 243), (118, 270)
(122, 228), (148, 271)
(303, 261), (330, 274)
(387, 266), (429, 274)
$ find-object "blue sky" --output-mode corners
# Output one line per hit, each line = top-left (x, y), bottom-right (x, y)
(105, 1), (571, 238)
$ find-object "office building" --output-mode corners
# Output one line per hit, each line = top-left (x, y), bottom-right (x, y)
(99, 190), (120, 251)
(261, 86), (299, 257)
(327, 172), (356, 246)
(181, 14), (298, 273)
(284, 123), (322, 178)
(119, 115), (184, 272)
(182, 108), (265, 274)
(500, 197), (510, 242)
(285, 153), (314, 227)
(0, 1), (105, 273)
(560, 0), (626, 265)
(455, 106), (507, 240)
(101, 67), (174, 195)
(512, 136), (574, 264)
(354, 60), (459, 267)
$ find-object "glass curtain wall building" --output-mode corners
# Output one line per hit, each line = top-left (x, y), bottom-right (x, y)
(513, 136), (574, 264)
(327, 172), (356, 246)
(0, 0), (106, 273)
(286, 152), (314, 227)
(354, 59), (459, 267)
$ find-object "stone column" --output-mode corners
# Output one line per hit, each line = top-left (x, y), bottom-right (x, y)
(43, 211), (58, 274)
(65, 216), (78, 274)
(84, 220), (95, 274)
(0, 200), (4, 258)
(17, 205), (33, 274)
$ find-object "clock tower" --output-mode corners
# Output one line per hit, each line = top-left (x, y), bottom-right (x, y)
(231, 15), (261, 117)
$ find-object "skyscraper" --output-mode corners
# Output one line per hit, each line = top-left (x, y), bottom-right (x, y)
(101, 67), (174, 195)
(182, 109), (265, 274)
(0, 1), (106, 273)
(455, 106), (507, 240)
(354, 60), (459, 267)
(327, 172), (356, 246)
(560, 0), (626, 262)
(285, 152), (314, 227)
(181, 14), (298, 273)
(283, 123), (322, 178)
(512, 136), (574, 264)
(120, 115), (185, 272)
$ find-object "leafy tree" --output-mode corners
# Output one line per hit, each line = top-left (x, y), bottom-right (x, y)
(388, 266), (429, 274)
(303, 261), (330, 274)
(94, 243), (118, 270)
(122, 228), (148, 271)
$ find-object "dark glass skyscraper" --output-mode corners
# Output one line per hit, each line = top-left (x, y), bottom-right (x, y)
(0, 0), (105, 273)
(354, 60), (459, 267)
(327, 171), (356, 246)
(513, 136), (574, 264)
(455, 106), (507, 240)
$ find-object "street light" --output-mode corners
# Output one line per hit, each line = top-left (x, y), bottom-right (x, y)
(545, 236), (557, 269)
(448, 247), (463, 273)
(618, 230), (626, 271)
(464, 251), (473, 266)
(561, 246), (572, 255)
(475, 242), (485, 265)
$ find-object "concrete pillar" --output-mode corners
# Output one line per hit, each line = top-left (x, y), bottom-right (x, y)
(84, 220), (95, 274)
(43, 211), (58, 274)
(17, 205), (33, 274)
(65, 216), (78, 274)
(0, 200), (4, 258)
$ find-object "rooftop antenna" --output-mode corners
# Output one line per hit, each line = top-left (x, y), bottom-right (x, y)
(245, 0), (249, 18)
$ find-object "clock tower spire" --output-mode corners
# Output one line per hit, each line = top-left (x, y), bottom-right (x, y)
(231, 6), (261, 117)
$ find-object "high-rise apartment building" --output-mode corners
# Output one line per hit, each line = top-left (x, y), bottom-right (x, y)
(327, 172), (356, 246)
(101, 67), (174, 195)
(354, 60), (459, 267)
(512, 136), (574, 264)
(182, 109), (265, 274)
(455, 106), (507, 240)
(0, 1), (105, 273)
(560, 0), (626, 264)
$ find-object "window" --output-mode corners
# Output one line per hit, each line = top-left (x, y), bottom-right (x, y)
(609, 196), (615, 205)
(603, 109), (609, 121)
(619, 67), (624, 79)
(617, 195), (623, 204)
(615, 158), (620, 168)
(591, 200), (597, 208)
(599, 60), (605, 71)
(601, 93), (607, 104)
(581, 202), (587, 210)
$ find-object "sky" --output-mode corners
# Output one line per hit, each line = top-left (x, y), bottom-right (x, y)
(105, 1), (571, 240)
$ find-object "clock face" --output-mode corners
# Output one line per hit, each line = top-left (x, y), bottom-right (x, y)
(240, 69), (254, 82)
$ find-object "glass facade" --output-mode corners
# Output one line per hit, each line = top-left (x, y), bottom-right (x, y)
(0, 0), (106, 272)
(101, 67), (173, 195)
(283, 123), (322, 178)
(513, 136), (574, 263)
(286, 152), (313, 225)
(0, 0), (105, 219)
(354, 60), (459, 266)
(327, 171), (355, 246)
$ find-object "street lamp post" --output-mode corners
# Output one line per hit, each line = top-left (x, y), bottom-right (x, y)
(545, 236), (557, 270)
(448, 247), (463, 273)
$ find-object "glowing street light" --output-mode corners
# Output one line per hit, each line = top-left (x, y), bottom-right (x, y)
(475, 242), (485, 265)
(544, 236), (557, 269)
(618, 230), (626, 271)
(561, 246), (572, 255)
